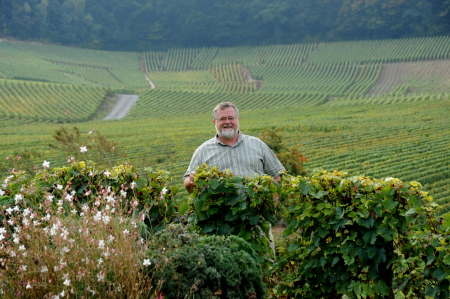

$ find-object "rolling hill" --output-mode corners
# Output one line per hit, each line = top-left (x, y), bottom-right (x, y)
(0, 36), (449, 213)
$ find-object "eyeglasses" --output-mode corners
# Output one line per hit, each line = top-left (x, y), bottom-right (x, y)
(216, 116), (238, 122)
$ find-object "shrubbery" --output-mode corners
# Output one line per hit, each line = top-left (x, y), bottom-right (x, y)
(1, 161), (449, 298)
(147, 224), (266, 299)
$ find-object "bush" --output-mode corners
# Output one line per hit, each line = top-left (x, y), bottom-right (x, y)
(147, 223), (266, 299)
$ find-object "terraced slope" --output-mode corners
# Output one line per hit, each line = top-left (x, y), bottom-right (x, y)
(0, 36), (449, 215)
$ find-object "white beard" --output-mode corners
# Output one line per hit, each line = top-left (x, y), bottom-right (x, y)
(218, 125), (237, 139)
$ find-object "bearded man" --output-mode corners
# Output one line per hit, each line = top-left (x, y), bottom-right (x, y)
(183, 102), (285, 193)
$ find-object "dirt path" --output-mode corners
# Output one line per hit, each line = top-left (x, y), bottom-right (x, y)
(145, 74), (156, 89)
(102, 94), (138, 120)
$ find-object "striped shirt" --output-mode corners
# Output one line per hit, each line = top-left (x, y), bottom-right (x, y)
(183, 131), (285, 180)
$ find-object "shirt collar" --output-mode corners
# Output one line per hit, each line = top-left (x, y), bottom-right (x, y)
(215, 130), (243, 147)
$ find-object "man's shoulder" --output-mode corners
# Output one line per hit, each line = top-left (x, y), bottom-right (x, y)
(241, 133), (265, 144)
(195, 136), (219, 150)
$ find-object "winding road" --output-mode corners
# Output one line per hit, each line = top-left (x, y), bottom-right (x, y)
(103, 94), (138, 120)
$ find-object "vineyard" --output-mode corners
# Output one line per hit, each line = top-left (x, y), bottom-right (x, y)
(0, 36), (450, 216)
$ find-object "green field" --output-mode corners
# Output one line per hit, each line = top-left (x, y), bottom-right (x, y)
(1, 37), (449, 213)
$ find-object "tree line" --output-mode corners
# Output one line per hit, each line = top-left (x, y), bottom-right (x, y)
(0, 0), (449, 51)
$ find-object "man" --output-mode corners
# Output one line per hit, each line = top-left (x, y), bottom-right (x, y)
(183, 102), (285, 254)
(183, 102), (285, 192)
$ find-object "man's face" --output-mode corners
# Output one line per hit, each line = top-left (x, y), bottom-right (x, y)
(213, 107), (239, 139)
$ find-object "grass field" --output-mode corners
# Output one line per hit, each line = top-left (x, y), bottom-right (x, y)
(1, 36), (449, 214)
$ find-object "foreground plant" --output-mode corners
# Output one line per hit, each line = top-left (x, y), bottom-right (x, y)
(0, 160), (179, 298)
(183, 163), (281, 269)
(0, 181), (155, 298)
(271, 170), (450, 299)
(147, 223), (266, 299)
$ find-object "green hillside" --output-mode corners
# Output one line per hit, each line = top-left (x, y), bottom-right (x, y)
(0, 36), (449, 213)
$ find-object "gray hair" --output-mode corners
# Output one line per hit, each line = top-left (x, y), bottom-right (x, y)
(212, 102), (239, 120)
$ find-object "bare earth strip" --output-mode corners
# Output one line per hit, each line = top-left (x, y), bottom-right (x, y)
(367, 59), (450, 97)
(103, 94), (138, 120)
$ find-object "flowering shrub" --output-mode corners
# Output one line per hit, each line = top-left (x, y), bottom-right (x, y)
(0, 160), (179, 298)
(2, 160), (176, 233)
(0, 175), (156, 298)
(146, 223), (266, 299)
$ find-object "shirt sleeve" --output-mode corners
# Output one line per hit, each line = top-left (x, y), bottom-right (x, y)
(261, 141), (286, 177)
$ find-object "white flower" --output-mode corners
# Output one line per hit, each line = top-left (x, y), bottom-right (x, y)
(97, 271), (105, 282)
(103, 171), (111, 177)
(63, 278), (71, 286)
(57, 184), (63, 190)
(161, 187), (168, 194)
(14, 194), (23, 203)
(65, 194), (73, 201)
(130, 181), (137, 189)
(98, 240), (105, 249)
(26, 283), (32, 289)
(0, 227), (6, 234)
(0, 189), (4, 196)
(42, 161), (50, 168)
(18, 245), (26, 251)
(41, 266), (48, 273)
(97, 258), (104, 267)
(80, 146), (88, 153)
(122, 229), (129, 235)
(108, 234), (115, 243)
(143, 259), (151, 266)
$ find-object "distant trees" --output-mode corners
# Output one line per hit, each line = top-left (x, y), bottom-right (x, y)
(1, 0), (449, 51)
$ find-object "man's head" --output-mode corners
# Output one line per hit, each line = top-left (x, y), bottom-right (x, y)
(212, 102), (240, 140)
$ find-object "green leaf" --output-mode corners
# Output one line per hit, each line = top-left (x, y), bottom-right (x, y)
(238, 229), (252, 241)
(136, 177), (146, 189)
(335, 206), (345, 219)
(330, 218), (348, 231)
(187, 213), (197, 224)
(202, 223), (216, 233)
(300, 182), (312, 195)
(310, 190), (327, 199)
(362, 230), (376, 245)
(288, 243), (299, 251)
(353, 280), (361, 297)
(209, 178), (220, 189)
(442, 212), (450, 230)
(432, 267), (448, 282)
(372, 279), (390, 295)
(374, 204), (383, 217)
(403, 208), (416, 217)
(198, 211), (208, 221)
(207, 206), (219, 216)
(317, 226), (329, 238)
(225, 211), (237, 221)
(382, 198), (398, 211)
(178, 202), (189, 215)
(194, 198), (205, 211)
(444, 255), (450, 265)
(356, 216), (374, 228)
(376, 223), (396, 241)
(249, 215), (260, 225)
